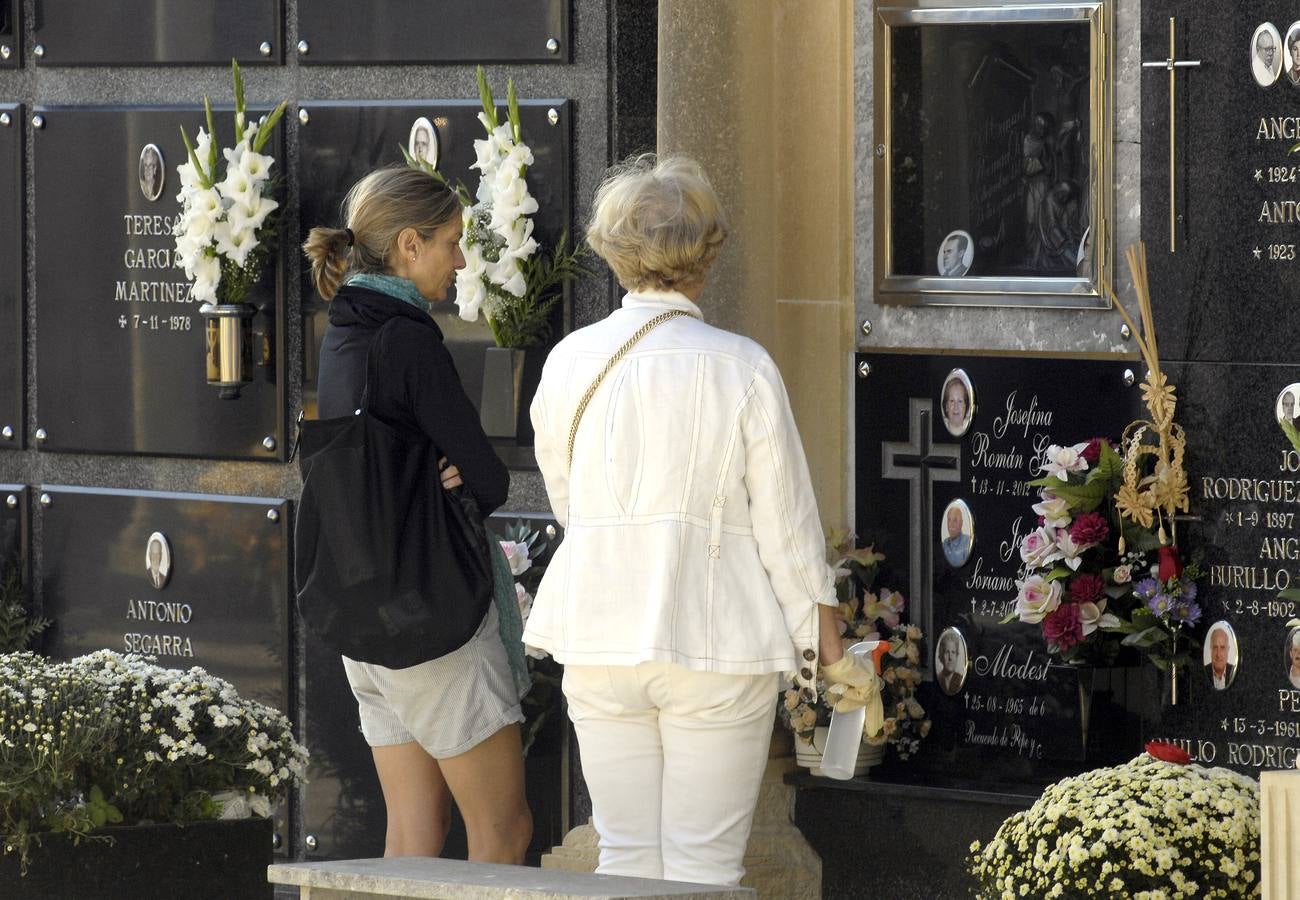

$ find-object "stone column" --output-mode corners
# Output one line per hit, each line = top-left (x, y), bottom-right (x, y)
(1261, 769), (1300, 899)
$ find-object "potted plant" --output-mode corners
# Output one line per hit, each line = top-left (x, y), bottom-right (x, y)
(969, 742), (1261, 898)
(778, 531), (930, 776)
(0, 650), (307, 898)
(405, 67), (588, 441)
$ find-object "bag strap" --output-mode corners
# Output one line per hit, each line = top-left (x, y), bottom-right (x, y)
(566, 309), (692, 471)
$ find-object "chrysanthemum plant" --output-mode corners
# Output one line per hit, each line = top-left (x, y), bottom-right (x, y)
(173, 60), (287, 307)
(1007, 243), (1201, 686)
(778, 531), (931, 759)
(402, 66), (587, 349)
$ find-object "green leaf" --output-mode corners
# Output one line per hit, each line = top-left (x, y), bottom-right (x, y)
(1281, 417), (1300, 455)
(1044, 567), (1072, 582)
(178, 126), (211, 189)
(476, 65), (498, 130)
(507, 77), (522, 144)
(252, 101), (287, 153)
(1027, 475), (1106, 512)
(231, 59), (246, 119)
(1278, 587), (1300, 602)
(203, 97), (219, 174)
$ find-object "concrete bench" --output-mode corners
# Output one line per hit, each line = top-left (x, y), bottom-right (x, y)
(267, 858), (757, 900)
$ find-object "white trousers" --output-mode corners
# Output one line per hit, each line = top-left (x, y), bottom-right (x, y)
(563, 662), (779, 886)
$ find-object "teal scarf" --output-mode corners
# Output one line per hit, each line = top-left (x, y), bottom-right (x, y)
(489, 542), (533, 701)
(344, 272), (431, 315)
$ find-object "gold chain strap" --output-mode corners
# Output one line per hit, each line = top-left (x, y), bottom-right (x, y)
(566, 310), (692, 471)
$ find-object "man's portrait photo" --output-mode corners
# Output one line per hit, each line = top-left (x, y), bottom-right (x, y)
(1253, 23), (1283, 88)
(1276, 384), (1300, 426)
(1286, 23), (1300, 85)
(1287, 627), (1300, 690)
(408, 116), (438, 168)
(940, 499), (974, 568)
(1202, 621), (1239, 691)
(940, 368), (975, 438)
(935, 627), (968, 695)
(145, 531), (172, 590)
(139, 143), (165, 203)
(937, 229), (973, 277)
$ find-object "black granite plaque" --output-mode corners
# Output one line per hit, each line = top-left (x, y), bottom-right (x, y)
(38, 486), (290, 712)
(0, 484), (28, 577)
(31, 0), (281, 66)
(889, 21), (1092, 279)
(1141, 0), (1300, 363)
(1143, 361), (1300, 775)
(33, 107), (285, 459)
(303, 513), (566, 860)
(296, 0), (569, 65)
(0, 104), (20, 450)
(298, 100), (572, 451)
(0, 1), (19, 68)
(856, 352), (1144, 787)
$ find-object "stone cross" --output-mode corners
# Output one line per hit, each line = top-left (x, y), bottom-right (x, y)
(1142, 16), (1202, 253)
(882, 398), (961, 675)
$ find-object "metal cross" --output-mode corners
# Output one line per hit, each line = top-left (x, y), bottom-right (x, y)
(882, 399), (960, 675)
(1142, 17), (1202, 253)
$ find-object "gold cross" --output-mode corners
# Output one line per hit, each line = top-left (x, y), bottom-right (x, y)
(1142, 17), (1202, 253)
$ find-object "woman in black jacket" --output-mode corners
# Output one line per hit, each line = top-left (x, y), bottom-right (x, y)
(303, 166), (531, 863)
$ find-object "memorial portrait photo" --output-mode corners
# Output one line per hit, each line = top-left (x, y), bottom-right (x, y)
(1202, 621), (1239, 691)
(940, 498), (974, 568)
(1287, 627), (1300, 689)
(935, 627), (968, 695)
(408, 116), (438, 168)
(937, 229), (973, 277)
(1275, 384), (1300, 425)
(1285, 23), (1300, 85)
(145, 531), (171, 590)
(138, 143), (165, 203)
(940, 368), (975, 437)
(1253, 23), (1283, 88)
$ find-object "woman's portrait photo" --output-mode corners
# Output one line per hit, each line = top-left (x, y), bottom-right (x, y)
(145, 531), (172, 590)
(1276, 384), (1300, 426)
(408, 116), (438, 168)
(940, 368), (974, 437)
(1287, 627), (1300, 689)
(937, 229), (973, 277)
(1253, 23), (1283, 88)
(940, 498), (973, 568)
(139, 143), (165, 203)
(935, 627), (968, 695)
(1202, 621), (1239, 691)
(1285, 23), (1300, 85)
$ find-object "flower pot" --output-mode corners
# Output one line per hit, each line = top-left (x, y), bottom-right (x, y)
(793, 725), (885, 777)
(0, 817), (274, 899)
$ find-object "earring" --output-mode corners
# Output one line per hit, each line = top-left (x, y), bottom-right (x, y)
(410, 254), (416, 261)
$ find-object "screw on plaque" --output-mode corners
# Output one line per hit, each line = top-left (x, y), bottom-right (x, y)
(857, 361), (872, 379)
(259, 41), (272, 57)
(546, 38), (560, 54)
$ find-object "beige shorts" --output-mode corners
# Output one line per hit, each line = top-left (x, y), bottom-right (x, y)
(342, 603), (524, 758)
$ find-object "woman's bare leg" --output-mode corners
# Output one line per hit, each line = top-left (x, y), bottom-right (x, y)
(371, 741), (453, 857)
(438, 724), (532, 864)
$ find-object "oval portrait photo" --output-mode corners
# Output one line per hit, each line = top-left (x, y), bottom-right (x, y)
(1285, 22), (1300, 85)
(937, 229), (974, 277)
(139, 143), (165, 203)
(1276, 384), (1300, 427)
(1202, 620), (1239, 691)
(940, 368), (975, 437)
(1286, 626), (1300, 690)
(145, 531), (172, 591)
(408, 116), (438, 169)
(935, 627), (968, 695)
(940, 498), (974, 568)
(1253, 22), (1284, 88)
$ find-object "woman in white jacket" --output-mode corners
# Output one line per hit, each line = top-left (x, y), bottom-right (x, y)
(525, 155), (878, 886)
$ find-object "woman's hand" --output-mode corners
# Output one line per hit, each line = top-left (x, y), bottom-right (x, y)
(438, 457), (463, 490)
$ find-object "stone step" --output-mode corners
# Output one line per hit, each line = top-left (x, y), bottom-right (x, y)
(267, 858), (756, 900)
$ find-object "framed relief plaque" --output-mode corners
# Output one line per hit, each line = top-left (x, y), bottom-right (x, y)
(873, 1), (1114, 308)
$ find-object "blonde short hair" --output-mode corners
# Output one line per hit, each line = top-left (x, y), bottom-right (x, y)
(585, 154), (729, 292)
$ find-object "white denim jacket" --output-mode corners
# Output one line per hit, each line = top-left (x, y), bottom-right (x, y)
(524, 290), (836, 694)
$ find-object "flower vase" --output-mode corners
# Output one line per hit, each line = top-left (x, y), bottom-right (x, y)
(200, 302), (255, 400)
(793, 726), (884, 777)
(480, 346), (527, 439)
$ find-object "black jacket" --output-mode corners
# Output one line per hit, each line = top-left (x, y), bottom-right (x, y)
(317, 285), (509, 513)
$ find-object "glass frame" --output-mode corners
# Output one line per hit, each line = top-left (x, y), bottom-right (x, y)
(873, 0), (1114, 309)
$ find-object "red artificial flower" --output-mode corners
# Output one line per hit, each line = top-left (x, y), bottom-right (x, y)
(1068, 512), (1110, 547)
(1145, 741), (1191, 764)
(1157, 545), (1184, 581)
(1081, 437), (1108, 464)
(1043, 602), (1083, 651)
(1068, 573), (1105, 605)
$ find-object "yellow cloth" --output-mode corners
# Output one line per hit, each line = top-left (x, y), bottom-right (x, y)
(821, 655), (884, 737)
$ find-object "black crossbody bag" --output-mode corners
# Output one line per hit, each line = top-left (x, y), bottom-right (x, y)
(294, 319), (492, 668)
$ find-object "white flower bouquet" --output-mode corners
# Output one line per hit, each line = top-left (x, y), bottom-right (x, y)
(405, 67), (586, 348)
(173, 61), (287, 306)
(0, 650), (307, 872)
(969, 743), (1260, 898)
